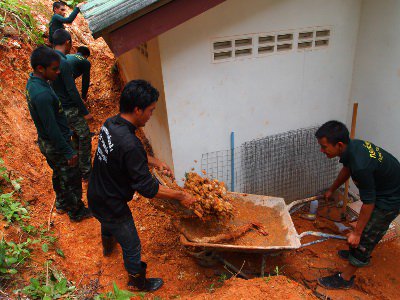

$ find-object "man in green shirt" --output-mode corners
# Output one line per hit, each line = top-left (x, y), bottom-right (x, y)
(26, 46), (91, 221)
(51, 29), (92, 181)
(49, 1), (84, 44)
(66, 46), (91, 101)
(315, 121), (400, 289)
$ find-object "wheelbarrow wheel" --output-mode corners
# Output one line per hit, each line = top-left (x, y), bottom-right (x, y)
(186, 250), (219, 267)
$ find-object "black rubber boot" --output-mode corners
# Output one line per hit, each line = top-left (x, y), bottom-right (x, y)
(338, 250), (350, 260)
(69, 207), (93, 222)
(101, 235), (116, 257)
(128, 262), (163, 292)
(318, 272), (355, 290)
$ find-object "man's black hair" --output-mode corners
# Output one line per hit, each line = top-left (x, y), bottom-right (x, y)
(52, 29), (72, 46)
(53, 1), (66, 12)
(30, 46), (60, 70)
(77, 46), (90, 57)
(315, 120), (350, 145)
(120, 80), (159, 113)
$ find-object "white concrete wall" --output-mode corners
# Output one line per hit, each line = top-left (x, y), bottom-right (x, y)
(159, 0), (361, 180)
(117, 39), (174, 169)
(350, 0), (400, 160)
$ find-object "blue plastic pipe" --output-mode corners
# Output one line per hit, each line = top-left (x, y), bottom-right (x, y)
(230, 132), (235, 192)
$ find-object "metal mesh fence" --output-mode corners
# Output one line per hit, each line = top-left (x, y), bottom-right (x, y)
(201, 126), (340, 203)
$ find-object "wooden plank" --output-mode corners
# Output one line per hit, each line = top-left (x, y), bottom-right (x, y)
(107, 0), (226, 57)
(343, 102), (358, 217)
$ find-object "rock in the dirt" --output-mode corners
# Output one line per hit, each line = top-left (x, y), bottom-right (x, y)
(1, 25), (19, 37)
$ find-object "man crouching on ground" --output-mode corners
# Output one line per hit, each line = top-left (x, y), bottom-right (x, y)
(87, 80), (196, 292)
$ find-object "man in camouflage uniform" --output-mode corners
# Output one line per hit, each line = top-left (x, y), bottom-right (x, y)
(51, 29), (92, 181)
(26, 46), (91, 221)
(315, 121), (400, 289)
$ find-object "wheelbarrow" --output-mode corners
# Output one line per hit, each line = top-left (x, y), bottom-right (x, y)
(177, 192), (350, 278)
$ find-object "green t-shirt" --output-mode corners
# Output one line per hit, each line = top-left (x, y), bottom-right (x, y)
(66, 53), (91, 99)
(51, 50), (89, 115)
(340, 139), (400, 210)
(26, 74), (75, 160)
(48, 7), (79, 43)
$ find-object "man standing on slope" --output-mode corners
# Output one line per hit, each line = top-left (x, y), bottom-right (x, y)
(51, 29), (92, 182)
(88, 80), (197, 292)
(26, 46), (91, 222)
(49, 1), (85, 44)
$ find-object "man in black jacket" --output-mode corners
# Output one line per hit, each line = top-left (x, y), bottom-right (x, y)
(88, 80), (196, 292)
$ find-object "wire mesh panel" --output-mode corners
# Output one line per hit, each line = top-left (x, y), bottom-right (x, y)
(201, 126), (340, 203)
(201, 147), (242, 192)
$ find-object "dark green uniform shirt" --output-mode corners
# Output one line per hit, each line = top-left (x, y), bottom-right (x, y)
(51, 50), (89, 116)
(66, 53), (91, 99)
(340, 139), (400, 210)
(26, 74), (75, 160)
(48, 7), (80, 44)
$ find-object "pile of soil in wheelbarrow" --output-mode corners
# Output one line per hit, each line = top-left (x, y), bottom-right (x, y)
(153, 171), (235, 219)
(174, 196), (290, 247)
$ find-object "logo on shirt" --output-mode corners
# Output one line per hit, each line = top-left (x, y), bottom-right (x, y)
(97, 125), (114, 163)
(58, 101), (64, 113)
(363, 141), (383, 162)
(26, 89), (31, 102)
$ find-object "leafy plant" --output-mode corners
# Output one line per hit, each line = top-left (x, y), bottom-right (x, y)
(20, 261), (76, 299)
(21, 224), (38, 235)
(41, 243), (49, 253)
(263, 265), (285, 284)
(22, 223), (65, 258)
(0, 0), (44, 44)
(55, 248), (65, 258)
(94, 282), (136, 300)
(274, 265), (280, 276)
(0, 192), (29, 223)
(0, 238), (32, 278)
(66, 0), (85, 8)
(0, 158), (22, 192)
(207, 283), (215, 293)
(218, 273), (228, 283)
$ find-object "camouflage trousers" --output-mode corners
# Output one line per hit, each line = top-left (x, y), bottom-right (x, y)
(349, 206), (400, 267)
(63, 107), (92, 180)
(38, 138), (84, 217)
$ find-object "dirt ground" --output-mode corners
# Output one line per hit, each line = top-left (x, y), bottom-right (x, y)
(1, 1), (400, 299)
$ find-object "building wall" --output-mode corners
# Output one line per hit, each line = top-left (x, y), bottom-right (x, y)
(158, 0), (361, 180)
(117, 39), (174, 169)
(350, 0), (400, 160)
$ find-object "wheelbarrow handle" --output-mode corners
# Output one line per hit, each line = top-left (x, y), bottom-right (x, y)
(298, 231), (367, 252)
(298, 230), (346, 240)
(287, 195), (323, 211)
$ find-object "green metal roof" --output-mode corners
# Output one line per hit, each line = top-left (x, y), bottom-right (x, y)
(81, 0), (167, 37)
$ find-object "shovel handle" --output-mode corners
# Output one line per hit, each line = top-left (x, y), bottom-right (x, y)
(287, 195), (323, 211)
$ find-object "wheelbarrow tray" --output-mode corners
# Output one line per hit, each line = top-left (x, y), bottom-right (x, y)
(179, 192), (302, 253)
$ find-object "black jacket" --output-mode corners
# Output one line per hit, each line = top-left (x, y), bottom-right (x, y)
(88, 115), (159, 222)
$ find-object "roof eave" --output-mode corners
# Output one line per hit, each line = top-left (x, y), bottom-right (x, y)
(83, 0), (173, 39)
